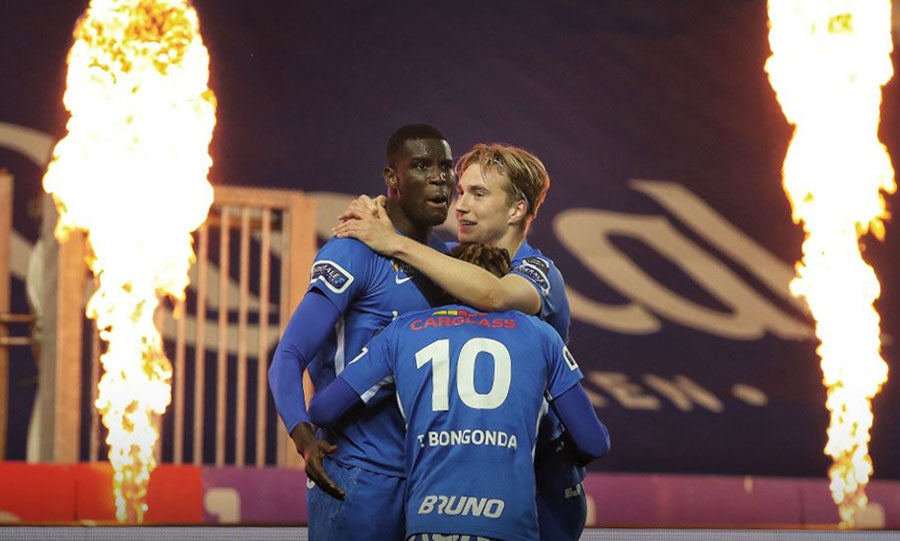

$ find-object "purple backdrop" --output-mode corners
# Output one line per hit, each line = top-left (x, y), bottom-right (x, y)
(1, 1), (897, 481)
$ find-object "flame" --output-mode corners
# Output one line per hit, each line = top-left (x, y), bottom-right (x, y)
(41, 0), (215, 523)
(765, 0), (894, 528)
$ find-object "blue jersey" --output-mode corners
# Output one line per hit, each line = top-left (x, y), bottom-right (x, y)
(445, 240), (570, 340)
(306, 235), (445, 476)
(339, 306), (584, 541)
(506, 242), (585, 493)
(509, 241), (570, 342)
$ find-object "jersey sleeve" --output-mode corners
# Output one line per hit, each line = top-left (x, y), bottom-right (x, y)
(552, 384), (611, 460)
(307, 237), (373, 313)
(338, 323), (397, 405)
(267, 291), (342, 432)
(540, 320), (583, 400)
(307, 378), (364, 428)
(509, 254), (571, 341)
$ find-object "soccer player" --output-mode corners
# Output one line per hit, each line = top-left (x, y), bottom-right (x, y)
(308, 243), (610, 541)
(334, 143), (586, 539)
(268, 124), (456, 540)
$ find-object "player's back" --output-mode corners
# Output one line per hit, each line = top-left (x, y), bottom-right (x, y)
(387, 305), (581, 541)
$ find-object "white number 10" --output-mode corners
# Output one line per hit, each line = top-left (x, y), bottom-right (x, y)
(415, 338), (512, 411)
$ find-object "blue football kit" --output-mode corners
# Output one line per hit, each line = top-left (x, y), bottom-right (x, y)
(269, 234), (446, 540)
(303, 236), (446, 474)
(508, 241), (571, 341)
(335, 306), (586, 541)
(508, 242), (587, 539)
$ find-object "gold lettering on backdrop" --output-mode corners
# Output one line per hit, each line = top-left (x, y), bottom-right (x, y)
(555, 180), (814, 339)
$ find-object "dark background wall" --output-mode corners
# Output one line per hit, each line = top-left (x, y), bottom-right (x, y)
(1, 1), (897, 479)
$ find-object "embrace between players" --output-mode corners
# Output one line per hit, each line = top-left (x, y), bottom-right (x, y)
(268, 124), (610, 541)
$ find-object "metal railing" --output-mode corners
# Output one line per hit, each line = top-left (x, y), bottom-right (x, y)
(26, 183), (315, 467)
(0, 171), (12, 460)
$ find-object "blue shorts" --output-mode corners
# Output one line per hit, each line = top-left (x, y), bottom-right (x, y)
(406, 533), (497, 541)
(536, 481), (586, 541)
(307, 458), (405, 541)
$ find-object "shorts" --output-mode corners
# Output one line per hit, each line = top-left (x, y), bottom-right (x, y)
(406, 533), (498, 541)
(307, 457), (405, 541)
(536, 481), (586, 541)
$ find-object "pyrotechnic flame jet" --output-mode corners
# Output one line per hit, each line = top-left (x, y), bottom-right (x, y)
(765, 0), (895, 528)
(42, 0), (216, 523)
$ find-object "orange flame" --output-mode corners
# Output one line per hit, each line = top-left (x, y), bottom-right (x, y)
(765, 0), (894, 528)
(41, 0), (215, 523)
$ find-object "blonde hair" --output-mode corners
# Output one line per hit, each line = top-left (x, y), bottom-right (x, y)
(455, 143), (551, 220)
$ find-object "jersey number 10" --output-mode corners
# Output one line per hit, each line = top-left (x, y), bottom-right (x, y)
(415, 338), (512, 411)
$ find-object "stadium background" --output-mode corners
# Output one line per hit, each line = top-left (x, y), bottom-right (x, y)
(0, 0), (897, 528)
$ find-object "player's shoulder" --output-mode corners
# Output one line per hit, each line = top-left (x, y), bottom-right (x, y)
(510, 242), (564, 292)
(317, 235), (378, 258)
(396, 305), (501, 325)
(503, 307), (556, 333)
(388, 305), (446, 327)
(427, 233), (452, 254)
(311, 237), (382, 294)
(512, 242), (558, 272)
(313, 236), (386, 273)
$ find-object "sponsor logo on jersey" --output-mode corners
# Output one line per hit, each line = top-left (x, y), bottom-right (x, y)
(311, 260), (354, 293)
(410, 309), (516, 331)
(417, 495), (505, 518)
(514, 256), (551, 295)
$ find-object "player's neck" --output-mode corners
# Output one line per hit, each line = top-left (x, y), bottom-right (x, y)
(494, 227), (527, 259)
(384, 199), (431, 244)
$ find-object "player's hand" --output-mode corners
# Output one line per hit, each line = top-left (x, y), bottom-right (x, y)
(332, 200), (399, 256)
(559, 430), (593, 468)
(291, 422), (346, 500)
(337, 194), (386, 222)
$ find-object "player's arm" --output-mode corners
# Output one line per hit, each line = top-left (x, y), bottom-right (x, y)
(393, 236), (539, 314)
(308, 378), (362, 428)
(267, 290), (345, 500)
(334, 199), (540, 314)
(309, 330), (395, 429)
(550, 384), (611, 465)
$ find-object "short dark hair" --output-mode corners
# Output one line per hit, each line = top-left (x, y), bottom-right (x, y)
(386, 124), (447, 167)
(450, 242), (511, 279)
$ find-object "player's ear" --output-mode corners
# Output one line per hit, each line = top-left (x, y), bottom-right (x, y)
(508, 198), (527, 225)
(383, 166), (398, 190)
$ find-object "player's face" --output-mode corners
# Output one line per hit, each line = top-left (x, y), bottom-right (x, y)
(391, 138), (456, 227)
(455, 163), (518, 244)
